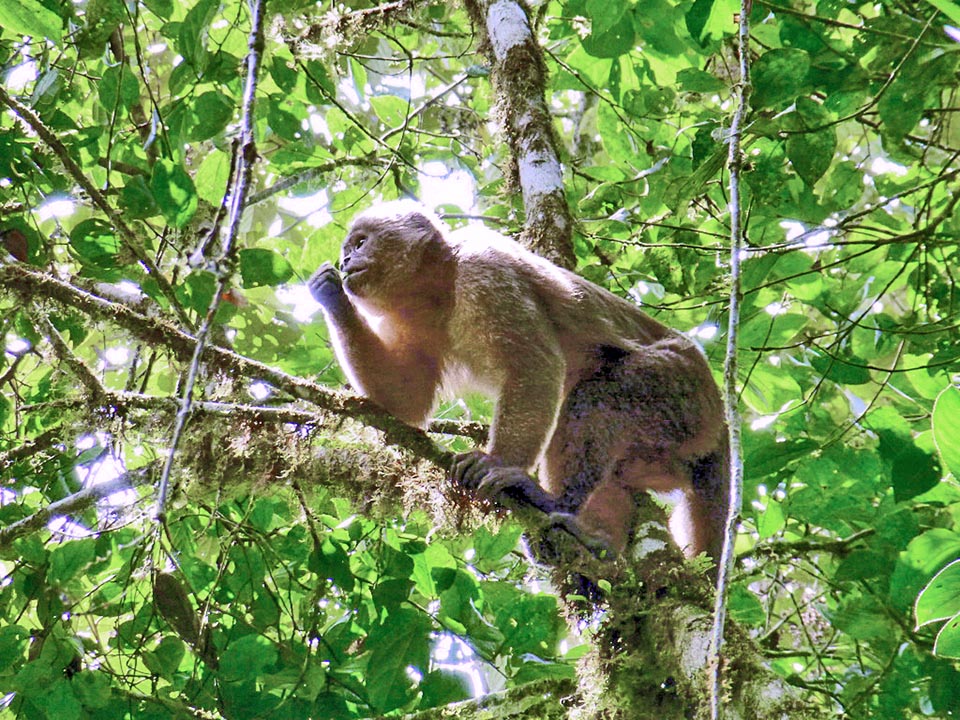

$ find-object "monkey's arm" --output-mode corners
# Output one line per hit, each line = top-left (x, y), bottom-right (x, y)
(309, 264), (439, 426)
(450, 335), (566, 508)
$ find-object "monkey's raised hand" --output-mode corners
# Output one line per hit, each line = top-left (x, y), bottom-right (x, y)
(308, 262), (347, 309)
(450, 451), (557, 514)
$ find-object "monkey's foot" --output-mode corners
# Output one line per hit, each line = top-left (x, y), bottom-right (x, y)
(450, 451), (556, 513)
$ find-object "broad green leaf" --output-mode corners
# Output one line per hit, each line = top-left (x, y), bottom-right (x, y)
(787, 128), (836, 187)
(49, 538), (96, 585)
(151, 160), (198, 228)
(98, 64), (141, 113)
(916, 559), (960, 627)
(473, 523), (523, 564)
(586, 0), (626, 36)
(190, 91), (234, 141)
(34, 679), (82, 720)
(0, 626), (29, 672)
(677, 68), (725, 93)
(196, 150), (231, 205)
(685, 0), (713, 43)
(366, 609), (432, 712)
(934, 614), (960, 659)
(727, 585), (765, 627)
(925, 0), (960, 24)
(220, 634), (277, 682)
(69, 219), (120, 267)
(119, 176), (158, 219)
(513, 657), (577, 683)
(71, 671), (112, 709)
(0, 0), (62, 42)
(876, 429), (941, 503)
(178, 0), (219, 70)
(751, 48), (810, 109)
(581, 12), (635, 58)
(933, 385), (960, 478)
(143, 636), (186, 679)
(370, 94), (409, 128)
(239, 248), (295, 288)
(756, 498), (785, 539)
(420, 669), (473, 708)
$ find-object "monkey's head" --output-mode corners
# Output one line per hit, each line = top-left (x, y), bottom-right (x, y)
(339, 201), (450, 302)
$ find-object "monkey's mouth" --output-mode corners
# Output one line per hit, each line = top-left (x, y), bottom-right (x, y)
(342, 267), (368, 290)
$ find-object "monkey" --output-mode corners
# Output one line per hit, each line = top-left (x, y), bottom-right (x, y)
(308, 200), (729, 565)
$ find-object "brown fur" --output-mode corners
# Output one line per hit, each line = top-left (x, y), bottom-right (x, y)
(309, 201), (729, 562)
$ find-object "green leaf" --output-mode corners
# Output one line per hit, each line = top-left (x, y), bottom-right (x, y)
(34, 679), (82, 720)
(196, 150), (231, 205)
(916, 559), (960, 627)
(370, 95), (409, 127)
(49, 538), (96, 585)
(267, 101), (302, 141)
(924, 0), (960, 24)
(0, 0), (62, 42)
(420, 669), (472, 708)
(684, 0), (713, 43)
(69, 219), (121, 267)
(220, 634), (277, 682)
(933, 386), (960, 478)
(473, 523), (522, 564)
(119, 176), (158, 219)
(934, 614), (960, 659)
(875, 428), (941, 503)
(98, 64), (141, 113)
(239, 248), (295, 288)
(309, 537), (355, 591)
(513, 656), (576, 683)
(727, 585), (765, 626)
(178, 0), (219, 70)
(586, 0), (626, 36)
(190, 91), (234, 141)
(787, 128), (836, 187)
(143, 636), (186, 679)
(71, 670), (113, 709)
(756, 498), (785, 539)
(151, 160), (198, 228)
(751, 48), (810, 109)
(677, 68), (725, 93)
(366, 609), (432, 712)
(581, 12), (635, 58)
(0, 625), (30, 672)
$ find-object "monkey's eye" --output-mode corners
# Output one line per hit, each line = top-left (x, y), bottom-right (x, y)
(352, 233), (367, 249)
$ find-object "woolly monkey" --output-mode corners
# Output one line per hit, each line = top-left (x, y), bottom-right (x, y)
(309, 201), (729, 563)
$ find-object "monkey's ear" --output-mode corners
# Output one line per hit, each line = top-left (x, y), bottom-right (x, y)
(401, 210), (444, 241)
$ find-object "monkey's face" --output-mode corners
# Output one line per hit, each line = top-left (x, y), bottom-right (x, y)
(338, 211), (442, 302)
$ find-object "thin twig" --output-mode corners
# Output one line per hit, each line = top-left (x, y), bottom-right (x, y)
(709, 1), (751, 718)
(156, 0), (267, 518)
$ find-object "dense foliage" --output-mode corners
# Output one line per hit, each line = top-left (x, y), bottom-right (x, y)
(1, 0), (960, 717)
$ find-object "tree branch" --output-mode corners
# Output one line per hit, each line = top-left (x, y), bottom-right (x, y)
(0, 468), (153, 549)
(0, 86), (190, 327)
(0, 263), (448, 465)
(462, 0), (575, 268)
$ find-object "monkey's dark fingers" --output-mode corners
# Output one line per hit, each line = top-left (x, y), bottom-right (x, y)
(449, 450), (491, 490)
(307, 263), (345, 307)
(477, 468), (556, 513)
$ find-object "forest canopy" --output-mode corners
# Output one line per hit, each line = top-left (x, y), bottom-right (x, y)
(1, 0), (960, 718)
